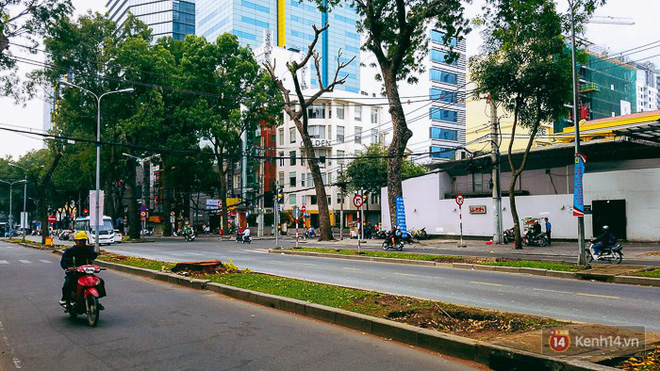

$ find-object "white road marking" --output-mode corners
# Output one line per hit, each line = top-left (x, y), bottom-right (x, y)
(470, 281), (503, 287)
(298, 263), (316, 266)
(532, 288), (574, 295)
(394, 273), (417, 277)
(0, 260), (8, 264)
(343, 267), (362, 271)
(576, 293), (620, 300)
(39, 260), (53, 264)
(246, 249), (268, 254)
(18, 260), (32, 264)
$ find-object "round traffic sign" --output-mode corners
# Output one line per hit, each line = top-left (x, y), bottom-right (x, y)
(301, 205), (306, 213)
(455, 194), (464, 206)
(48, 215), (56, 223)
(353, 194), (364, 208)
(170, 211), (175, 216)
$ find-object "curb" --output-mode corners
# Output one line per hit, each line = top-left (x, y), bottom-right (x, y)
(272, 249), (660, 288)
(101, 263), (607, 370)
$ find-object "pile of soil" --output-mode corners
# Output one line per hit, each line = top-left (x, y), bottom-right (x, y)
(353, 294), (560, 339)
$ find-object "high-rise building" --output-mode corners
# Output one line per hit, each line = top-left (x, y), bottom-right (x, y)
(631, 62), (658, 113)
(106, 0), (195, 41)
(369, 28), (467, 163)
(195, 0), (360, 93)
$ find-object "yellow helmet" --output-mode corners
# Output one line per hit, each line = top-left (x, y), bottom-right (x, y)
(74, 231), (88, 241)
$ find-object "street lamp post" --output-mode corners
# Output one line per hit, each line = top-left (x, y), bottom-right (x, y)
(60, 80), (134, 253)
(0, 179), (26, 235)
(9, 164), (28, 241)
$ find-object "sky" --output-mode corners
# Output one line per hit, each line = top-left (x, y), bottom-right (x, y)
(1, 0), (659, 159)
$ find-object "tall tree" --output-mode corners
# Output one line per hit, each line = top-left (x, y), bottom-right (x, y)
(312, 0), (469, 228)
(264, 25), (354, 241)
(177, 33), (280, 235)
(470, 0), (603, 248)
(0, 0), (72, 98)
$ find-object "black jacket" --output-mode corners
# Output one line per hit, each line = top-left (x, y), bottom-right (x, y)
(593, 231), (616, 245)
(60, 244), (98, 270)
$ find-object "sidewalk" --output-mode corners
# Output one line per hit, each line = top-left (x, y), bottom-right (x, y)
(305, 238), (660, 261)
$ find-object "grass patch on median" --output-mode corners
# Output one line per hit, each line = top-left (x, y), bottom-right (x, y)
(284, 247), (489, 263)
(97, 252), (175, 271)
(631, 269), (660, 278)
(101, 252), (566, 340)
(483, 260), (581, 272)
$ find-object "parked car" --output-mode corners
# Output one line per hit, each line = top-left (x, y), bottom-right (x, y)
(114, 229), (124, 242)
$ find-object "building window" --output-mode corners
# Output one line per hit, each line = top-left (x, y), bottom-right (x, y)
(371, 108), (378, 123)
(279, 151), (284, 166)
(289, 171), (297, 187)
(289, 151), (296, 166)
(354, 105), (362, 121)
(310, 195), (317, 205)
(430, 49), (458, 65)
(430, 146), (456, 159)
(354, 126), (362, 144)
(308, 125), (325, 139)
(371, 193), (379, 204)
(289, 127), (296, 143)
(307, 173), (313, 186)
(336, 194), (343, 204)
(289, 194), (296, 205)
(430, 127), (458, 141)
(430, 108), (458, 122)
(430, 69), (458, 85)
(327, 125), (332, 140)
(430, 88), (457, 103)
(301, 173), (306, 187)
(337, 150), (345, 165)
(327, 197), (332, 205)
(278, 171), (284, 185)
(337, 126), (345, 142)
(337, 104), (345, 119)
(278, 128), (284, 145)
(371, 129), (378, 143)
(307, 104), (326, 119)
(431, 30), (457, 46)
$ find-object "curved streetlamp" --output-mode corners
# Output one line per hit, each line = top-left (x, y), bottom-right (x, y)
(60, 80), (134, 253)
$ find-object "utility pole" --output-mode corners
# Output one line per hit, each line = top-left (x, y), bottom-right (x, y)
(339, 164), (344, 240)
(490, 100), (503, 244)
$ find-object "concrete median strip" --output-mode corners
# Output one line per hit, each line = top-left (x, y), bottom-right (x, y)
(90, 259), (607, 370)
(273, 249), (660, 288)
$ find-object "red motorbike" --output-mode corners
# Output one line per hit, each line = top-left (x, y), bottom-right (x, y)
(60, 264), (106, 326)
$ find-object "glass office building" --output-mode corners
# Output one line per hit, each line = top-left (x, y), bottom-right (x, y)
(106, 0), (195, 41)
(196, 0), (360, 93)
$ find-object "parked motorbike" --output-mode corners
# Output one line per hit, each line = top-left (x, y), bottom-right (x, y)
(411, 228), (428, 240)
(502, 228), (515, 244)
(183, 228), (195, 242)
(58, 229), (73, 241)
(382, 231), (404, 251)
(60, 264), (106, 326)
(522, 231), (548, 247)
(374, 230), (387, 239)
(587, 241), (623, 264)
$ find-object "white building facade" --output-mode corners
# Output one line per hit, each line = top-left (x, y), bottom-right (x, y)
(277, 91), (384, 228)
(635, 63), (658, 113)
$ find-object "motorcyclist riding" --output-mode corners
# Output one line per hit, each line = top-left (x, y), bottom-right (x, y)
(242, 226), (251, 242)
(59, 232), (105, 307)
(591, 225), (616, 258)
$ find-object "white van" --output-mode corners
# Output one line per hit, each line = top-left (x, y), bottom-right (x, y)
(74, 216), (116, 245)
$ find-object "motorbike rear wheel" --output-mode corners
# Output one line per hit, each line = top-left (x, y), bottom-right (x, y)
(538, 237), (548, 247)
(613, 251), (623, 265)
(382, 241), (390, 251)
(86, 296), (100, 327)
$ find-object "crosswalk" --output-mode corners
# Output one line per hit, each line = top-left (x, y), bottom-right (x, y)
(0, 259), (56, 265)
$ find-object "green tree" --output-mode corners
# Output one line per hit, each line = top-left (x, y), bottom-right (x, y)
(264, 25), (354, 241)
(311, 0), (469, 228)
(0, 0), (72, 98)
(177, 33), (280, 235)
(339, 143), (425, 196)
(469, 0), (603, 248)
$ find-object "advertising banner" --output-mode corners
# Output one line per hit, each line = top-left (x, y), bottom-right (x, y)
(573, 154), (586, 217)
(395, 196), (407, 237)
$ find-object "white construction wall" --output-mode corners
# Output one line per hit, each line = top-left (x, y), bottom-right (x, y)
(382, 166), (660, 241)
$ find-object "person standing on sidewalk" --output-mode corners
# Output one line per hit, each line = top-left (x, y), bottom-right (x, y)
(544, 217), (552, 245)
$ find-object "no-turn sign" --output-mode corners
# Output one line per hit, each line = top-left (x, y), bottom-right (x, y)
(455, 194), (464, 206)
(353, 194), (364, 208)
(301, 204), (306, 213)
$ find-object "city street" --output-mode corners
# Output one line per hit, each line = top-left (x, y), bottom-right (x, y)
(0, 241), (478, 370)
(75, 237), (660, 333)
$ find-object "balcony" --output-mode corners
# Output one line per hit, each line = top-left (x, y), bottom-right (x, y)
(579, 82), (600, 93)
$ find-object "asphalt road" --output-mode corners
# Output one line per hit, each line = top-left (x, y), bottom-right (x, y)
(99, 238), (660, 333)
(0, 241), (477, 371)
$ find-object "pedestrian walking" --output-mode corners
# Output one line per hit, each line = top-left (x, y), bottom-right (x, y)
(544, 217), (552, 245)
